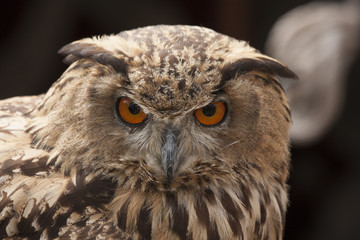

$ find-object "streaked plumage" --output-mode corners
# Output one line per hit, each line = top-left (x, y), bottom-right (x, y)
(0, 25), (297, 239)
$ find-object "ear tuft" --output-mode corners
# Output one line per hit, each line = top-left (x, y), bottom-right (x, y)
(58, 39), (128, 74)
(221, 56), (298, 87)
(257, 57), (299, 80)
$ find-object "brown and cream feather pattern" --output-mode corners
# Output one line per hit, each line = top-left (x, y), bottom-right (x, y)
(0, 25), (297, 239)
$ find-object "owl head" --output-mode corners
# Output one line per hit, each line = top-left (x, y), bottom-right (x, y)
(28, 25), (297, 239)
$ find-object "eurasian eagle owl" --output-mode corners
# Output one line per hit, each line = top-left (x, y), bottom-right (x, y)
(0, 25), (297, 239)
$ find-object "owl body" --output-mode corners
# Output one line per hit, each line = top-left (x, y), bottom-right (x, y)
(0, 25), (296, 239)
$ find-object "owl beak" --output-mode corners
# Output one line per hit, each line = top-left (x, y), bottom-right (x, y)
(161, 131), (178, 182)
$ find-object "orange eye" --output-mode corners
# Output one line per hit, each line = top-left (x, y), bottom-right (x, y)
(117, 97), (146, 125)
(194, 101), (227, 126)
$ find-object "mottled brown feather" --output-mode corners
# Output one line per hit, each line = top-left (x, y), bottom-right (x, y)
(0, 25), (296, 239)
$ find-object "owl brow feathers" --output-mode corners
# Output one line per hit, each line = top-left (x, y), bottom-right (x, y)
(58, 42), (128, 75)
(220, 57), (298, 86)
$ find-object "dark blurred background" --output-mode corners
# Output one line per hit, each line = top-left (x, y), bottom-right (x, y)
(1, 0), (359, 239)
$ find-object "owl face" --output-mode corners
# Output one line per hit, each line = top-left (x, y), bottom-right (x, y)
(30, 26), (295, 190)
(7, 25), (298, 239)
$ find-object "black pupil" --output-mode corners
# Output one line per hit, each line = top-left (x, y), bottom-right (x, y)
(128, 102), (140, 115)
(202, 104), (216, 117)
